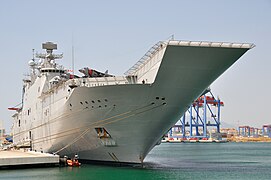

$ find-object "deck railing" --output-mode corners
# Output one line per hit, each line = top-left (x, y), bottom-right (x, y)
(124, 41), (167, 76)
(124, 40), (255, 76)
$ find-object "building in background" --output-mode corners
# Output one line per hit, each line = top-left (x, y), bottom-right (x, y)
(0, 120), (5, 137)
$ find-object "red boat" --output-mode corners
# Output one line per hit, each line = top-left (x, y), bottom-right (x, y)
(67, 159), (81, 167)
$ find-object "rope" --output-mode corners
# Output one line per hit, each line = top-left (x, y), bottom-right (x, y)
(52, 103), (164, 154)
(55, 128), (91, 154)
(13, 103), (126, 137)
(13, 107), (85, 137)
(15, 101), (155, 139)
(30, 108), (134, 143)
(31, 103), (160, 145)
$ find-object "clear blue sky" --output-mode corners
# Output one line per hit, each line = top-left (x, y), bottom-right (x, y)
(1, 0), (270, 132)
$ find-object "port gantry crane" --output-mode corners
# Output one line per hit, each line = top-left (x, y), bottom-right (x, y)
(178, 89), (224, 139)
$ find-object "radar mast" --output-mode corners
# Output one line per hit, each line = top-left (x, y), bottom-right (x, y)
(36, 42), (63, 69)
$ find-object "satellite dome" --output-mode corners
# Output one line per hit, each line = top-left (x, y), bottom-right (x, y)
(28, 60), (35, 66)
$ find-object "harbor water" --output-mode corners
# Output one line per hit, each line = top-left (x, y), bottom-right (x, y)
(1, 142), (271, 180)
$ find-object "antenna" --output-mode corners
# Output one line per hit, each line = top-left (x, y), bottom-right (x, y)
(32, 49), (35, 61)
(69, 34), (78, 88)
(29, 48), (36, 76)
(72, 35), (75, 77)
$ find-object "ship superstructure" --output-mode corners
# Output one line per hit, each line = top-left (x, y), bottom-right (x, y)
(11, 40), (254, 163)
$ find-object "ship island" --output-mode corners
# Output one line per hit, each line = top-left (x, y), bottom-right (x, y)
(10, 40), (254, 164)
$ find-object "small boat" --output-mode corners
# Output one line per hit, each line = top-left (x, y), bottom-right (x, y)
(67, 159), (81, 167)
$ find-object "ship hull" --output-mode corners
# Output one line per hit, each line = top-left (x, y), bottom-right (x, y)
(42, 84), (177, 163)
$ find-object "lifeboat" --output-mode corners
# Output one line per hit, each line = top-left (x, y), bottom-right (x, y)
(8, 107), (21, 111)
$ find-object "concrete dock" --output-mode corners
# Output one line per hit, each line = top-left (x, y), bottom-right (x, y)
(0, 150), (59, 169)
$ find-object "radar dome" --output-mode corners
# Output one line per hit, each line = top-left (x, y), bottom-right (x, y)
(28, 60), (35, 66)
